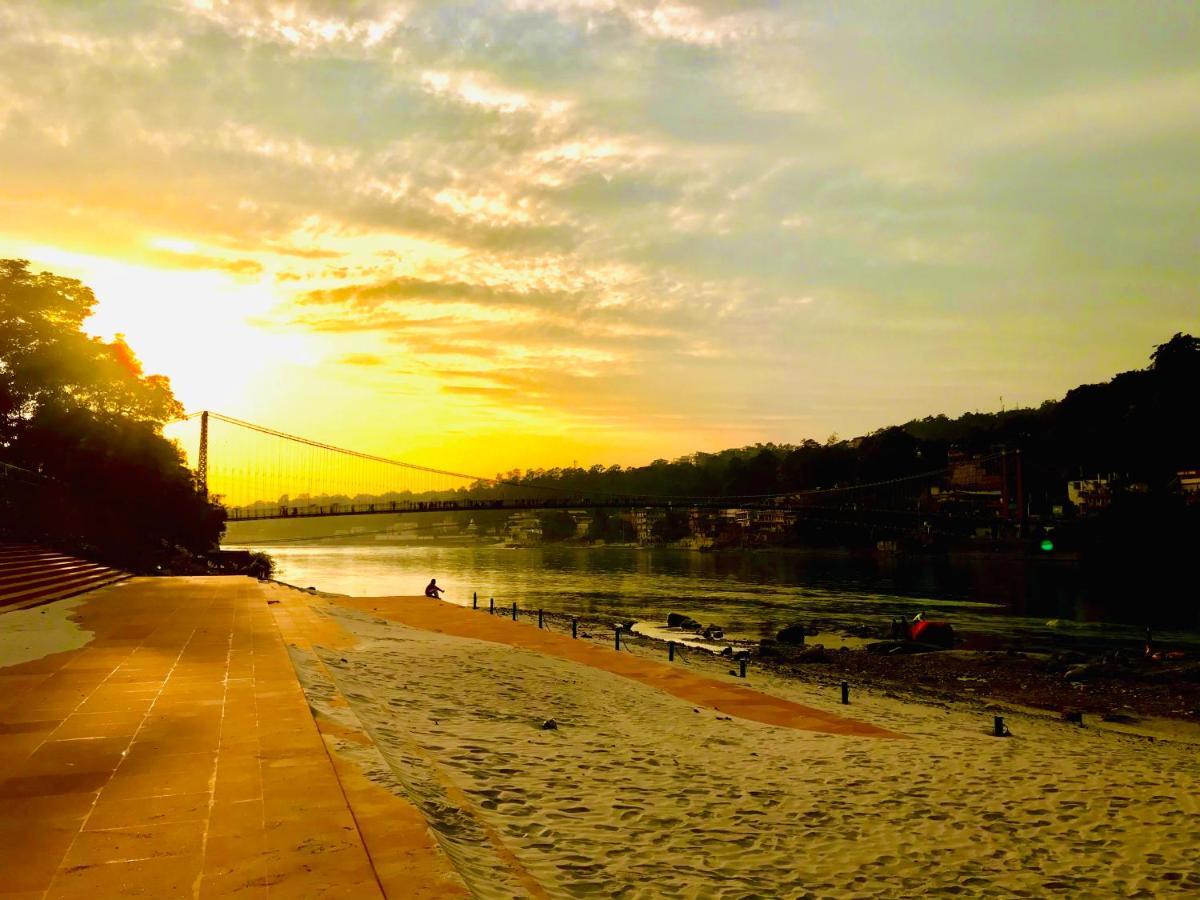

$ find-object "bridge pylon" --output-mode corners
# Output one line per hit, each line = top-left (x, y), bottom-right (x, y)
(197, 410), (208, 499)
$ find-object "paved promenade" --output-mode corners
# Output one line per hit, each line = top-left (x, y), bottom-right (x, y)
(0, 577), (462, 899)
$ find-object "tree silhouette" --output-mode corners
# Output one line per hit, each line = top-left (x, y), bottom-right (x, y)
(1, 259), (224, 570)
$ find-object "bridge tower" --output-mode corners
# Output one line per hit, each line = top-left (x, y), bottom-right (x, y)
(197, 410), (209, 499)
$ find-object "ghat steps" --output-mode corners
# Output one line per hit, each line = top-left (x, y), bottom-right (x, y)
(0, 543), (129, 612)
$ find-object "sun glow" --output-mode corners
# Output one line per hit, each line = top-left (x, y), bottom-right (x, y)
(147, 236), (198, 254)
(8, 243), (317, 416)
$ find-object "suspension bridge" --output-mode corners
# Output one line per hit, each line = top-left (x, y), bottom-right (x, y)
(174, 412), (1024, 540)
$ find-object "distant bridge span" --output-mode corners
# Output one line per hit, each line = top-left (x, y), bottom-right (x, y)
(228, 496), (788, 521)
(184, 411), (1017, 538)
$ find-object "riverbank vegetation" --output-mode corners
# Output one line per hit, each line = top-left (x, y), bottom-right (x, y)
(480, 333), (1198, 503)
(237, 334), (1198, 559)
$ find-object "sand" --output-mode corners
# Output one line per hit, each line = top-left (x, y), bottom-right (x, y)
(7, 578), (1196, 897)
(288, 595), (1200, 899)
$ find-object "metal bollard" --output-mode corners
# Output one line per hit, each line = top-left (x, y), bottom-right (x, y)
(994, 715), (1007, 737)
(489, 597), (494, 615)
(571, 618), (578, 639)
(538, 609), (544, 629)
(841, 681), (849, 705)
(512, 601), (517, 621)
(739, 657), (747, 679)
(473, 592), (478, 610)
(615, 626), (622, 651)
(668, 641), (675, 662)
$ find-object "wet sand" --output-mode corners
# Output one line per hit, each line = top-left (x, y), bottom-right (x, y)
(296, 594), (1200, 899)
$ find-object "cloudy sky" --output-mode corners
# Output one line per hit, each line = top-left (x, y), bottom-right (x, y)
(1, 1), (1197, 472)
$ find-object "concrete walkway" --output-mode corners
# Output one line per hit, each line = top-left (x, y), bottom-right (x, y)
(0, 577), (462, 899)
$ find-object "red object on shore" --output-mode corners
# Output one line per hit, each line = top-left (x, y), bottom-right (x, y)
(910, 620), (955, 648)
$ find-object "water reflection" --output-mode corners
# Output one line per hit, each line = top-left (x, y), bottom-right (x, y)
(233, 543), (1200, 652)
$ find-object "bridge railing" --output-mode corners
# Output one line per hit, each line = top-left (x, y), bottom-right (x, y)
(223, 494), (993, 523)
(224, 495), (799, 521)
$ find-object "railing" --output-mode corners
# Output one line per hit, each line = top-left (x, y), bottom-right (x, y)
(0, 461), (53, 485)
(225, 495), (798, 521)
(455, 593), (758, 679)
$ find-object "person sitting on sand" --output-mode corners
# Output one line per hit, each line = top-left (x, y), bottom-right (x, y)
(912, 610), (927, 624)
(425, 578), (445, 599)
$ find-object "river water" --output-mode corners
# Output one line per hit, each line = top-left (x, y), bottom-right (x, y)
(227, 541), (1200, 653)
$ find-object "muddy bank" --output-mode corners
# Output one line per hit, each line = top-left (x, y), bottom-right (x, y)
(759, 646), (1200, 723)
(540, 609), (1200, 724)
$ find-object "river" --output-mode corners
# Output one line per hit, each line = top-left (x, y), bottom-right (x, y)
(226, 541), (1200, 654)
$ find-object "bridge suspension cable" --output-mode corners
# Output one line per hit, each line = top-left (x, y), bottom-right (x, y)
(167, 411), (1016, 524)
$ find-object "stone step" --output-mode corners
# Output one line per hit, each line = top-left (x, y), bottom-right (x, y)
(0, 562), (114, 591)
(0, 544), (129, 612)
(0, 558), (81, 575)
(0, 566), (122, 598)
(0, 574), (129, 613)
(0, 550), (72, 567)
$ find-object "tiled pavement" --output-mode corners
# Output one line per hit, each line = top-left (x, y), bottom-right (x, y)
(0, 577), (402, 899)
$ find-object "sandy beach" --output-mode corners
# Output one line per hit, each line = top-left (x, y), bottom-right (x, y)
(4, 578), (1197, 898)
(291, 592), (1200, 899)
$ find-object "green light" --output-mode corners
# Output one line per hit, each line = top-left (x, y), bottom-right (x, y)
(1040, 539), (1054, 552)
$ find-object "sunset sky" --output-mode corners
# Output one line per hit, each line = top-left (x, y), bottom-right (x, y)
(2, 1), (1197, 474)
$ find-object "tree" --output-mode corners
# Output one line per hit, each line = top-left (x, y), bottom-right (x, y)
(538, 510), (578, 542)
(1, 261), (181, 439)
(651, 509), (692, 543)
(1, 259), (224, 570)
(1150, 332), (1200, 375)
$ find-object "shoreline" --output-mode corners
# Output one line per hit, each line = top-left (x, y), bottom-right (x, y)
(542, 608), (1200, 730)
(262, 566), (1200, 728)
(233, 539), (1200, 644)
(263, 562), (1200, 731)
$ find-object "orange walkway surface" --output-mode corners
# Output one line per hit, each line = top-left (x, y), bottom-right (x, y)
(339, 595), (900, 739)
(0, 577), (459, 899)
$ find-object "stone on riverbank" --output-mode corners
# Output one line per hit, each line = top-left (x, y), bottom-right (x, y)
(776, 623), (807, 645)
(667, 613), (701, 631)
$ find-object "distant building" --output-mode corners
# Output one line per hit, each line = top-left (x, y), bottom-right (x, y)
(628, 508), (664, 544)
(1067, 478), (1111, 515)
(721, 508), (751, 528)
(503, 513), (542, 545)
(751, 508), (792, 527)
(744, 508), (794, 545)
(947, 450), (1003, 492)
(750, 508), (793, 534)
(934, 450), (1004, 517)
(567, 510), (592, 536)
(1177, 470), (1200, 504)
